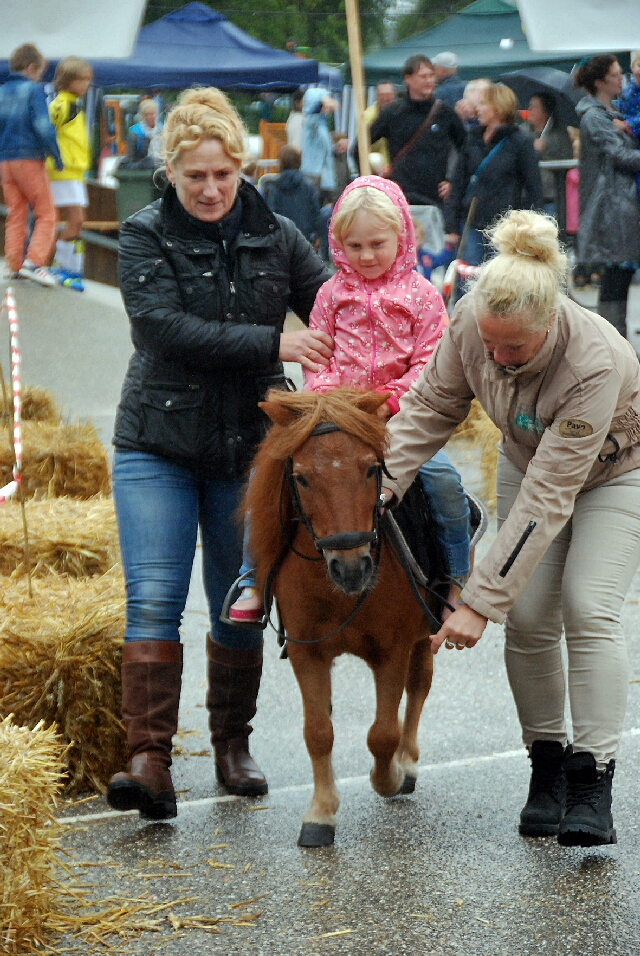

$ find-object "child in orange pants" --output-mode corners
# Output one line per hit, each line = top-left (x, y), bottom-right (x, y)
(0, 44), (62, 288)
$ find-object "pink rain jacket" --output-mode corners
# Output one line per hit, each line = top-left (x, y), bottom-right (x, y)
(303, 176), (447, 414)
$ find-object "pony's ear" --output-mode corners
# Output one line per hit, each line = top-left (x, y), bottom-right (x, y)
(259, 401), (301, 427)
(354, 392), (391, 415)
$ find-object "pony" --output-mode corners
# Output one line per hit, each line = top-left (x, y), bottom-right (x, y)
(245, 387), (440, 847)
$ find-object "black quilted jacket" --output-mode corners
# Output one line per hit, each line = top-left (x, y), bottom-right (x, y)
(444, 124), (543, 234)
(113, 180), (329, 480)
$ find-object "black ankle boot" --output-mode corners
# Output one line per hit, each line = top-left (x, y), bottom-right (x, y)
(519, 740), (570, 837)
(557, 752), (617, 847)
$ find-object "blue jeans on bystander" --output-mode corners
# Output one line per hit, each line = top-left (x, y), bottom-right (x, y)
(112, 450), (262, 649)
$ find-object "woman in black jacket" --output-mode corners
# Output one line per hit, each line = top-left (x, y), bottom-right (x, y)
(445, 83), (543, 276)
(106, 87), (332, 820)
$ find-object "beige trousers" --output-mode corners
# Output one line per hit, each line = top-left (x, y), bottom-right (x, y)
(497, 452), (640, 769)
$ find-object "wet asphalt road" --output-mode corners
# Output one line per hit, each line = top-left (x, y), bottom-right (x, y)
(2, 273), (640, 955)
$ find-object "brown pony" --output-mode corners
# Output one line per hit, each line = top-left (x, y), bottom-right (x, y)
(246, 388), (438, 847)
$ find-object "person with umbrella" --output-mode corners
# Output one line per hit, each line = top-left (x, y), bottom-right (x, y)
(524, 91), (574, 218)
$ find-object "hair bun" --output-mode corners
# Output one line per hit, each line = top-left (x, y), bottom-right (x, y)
(179, 87), (232, 114)
(490, 209), (559, 265)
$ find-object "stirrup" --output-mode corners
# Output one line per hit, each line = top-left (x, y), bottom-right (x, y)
(220, 570), (268, 629)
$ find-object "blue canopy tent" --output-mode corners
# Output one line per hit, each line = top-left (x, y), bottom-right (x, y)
(0, 3), (323, 90)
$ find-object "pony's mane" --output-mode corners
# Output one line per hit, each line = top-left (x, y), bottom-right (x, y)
(244, 388), (389, 587)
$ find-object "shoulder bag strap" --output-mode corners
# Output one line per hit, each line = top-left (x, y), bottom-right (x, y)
(389, 99), (442, 172)
(463, 137), (507, 202)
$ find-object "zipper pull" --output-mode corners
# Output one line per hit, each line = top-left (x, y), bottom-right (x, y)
(230, 281), (236, 294)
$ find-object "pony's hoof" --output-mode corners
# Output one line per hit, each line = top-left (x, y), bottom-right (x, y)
(399, 773), (417, 794)
(298, 823), (335, 847)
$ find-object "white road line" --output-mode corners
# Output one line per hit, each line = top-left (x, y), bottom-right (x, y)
(58, 728), (640, 826)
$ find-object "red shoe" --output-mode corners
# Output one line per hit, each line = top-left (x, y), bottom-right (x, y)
(228, 587), (264, 624)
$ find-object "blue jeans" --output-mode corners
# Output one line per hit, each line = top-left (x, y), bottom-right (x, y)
(418, 450), (470, 579)
(112, 451), (262, 649)
(237, 448), (470, 584)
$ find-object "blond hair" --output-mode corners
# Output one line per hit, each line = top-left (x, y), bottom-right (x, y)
(471, 210), (567, 332)
(138, 97), (158, 117)
(332, 187), (401, 245)
(53, 56), (92, 93)
(481, 83), (518, 125)
(162, 87), (246, 167)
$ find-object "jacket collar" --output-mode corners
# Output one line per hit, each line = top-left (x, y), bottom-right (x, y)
(483, 123), (518, 145)
(160, 179), (278, 242)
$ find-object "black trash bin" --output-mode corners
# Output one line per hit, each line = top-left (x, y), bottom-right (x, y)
(114, 167), (164, 222)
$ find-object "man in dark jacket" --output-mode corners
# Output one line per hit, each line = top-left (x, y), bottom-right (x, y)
(262, 144), (322, 242)
(368, 54), (466, 206)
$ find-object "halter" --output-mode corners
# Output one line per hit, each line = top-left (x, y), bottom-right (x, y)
(284, 421), (388, 558)
(264, 420), (390, 647)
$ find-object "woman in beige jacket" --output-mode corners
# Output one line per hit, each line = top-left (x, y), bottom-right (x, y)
(382, 209), (640, 849)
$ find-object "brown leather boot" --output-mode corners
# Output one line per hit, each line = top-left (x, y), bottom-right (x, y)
(107, 641), (183, 820)
(206, 634), (268, 796)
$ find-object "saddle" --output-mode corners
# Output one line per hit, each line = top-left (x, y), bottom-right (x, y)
(385, 476), (488, 599)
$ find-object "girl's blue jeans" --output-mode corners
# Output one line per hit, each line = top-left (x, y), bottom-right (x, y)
(238, 448), (470, 588)
(418, 449), (470, 579)
(112, 450), (262, 649)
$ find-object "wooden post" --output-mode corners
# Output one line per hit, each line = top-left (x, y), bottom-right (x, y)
(345, 0), (371, 176)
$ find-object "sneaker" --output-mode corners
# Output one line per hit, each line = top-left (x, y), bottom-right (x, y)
(3, 267), (22, 281)
(228, 587), (264, 624)
(519, 740), (570, 837)
(18, 260), (57, 288)
(557, 752), (617, 847)
(61, 274), (85, 292)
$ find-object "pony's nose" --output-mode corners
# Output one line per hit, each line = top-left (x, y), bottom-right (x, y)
(327, 551), (374, 595)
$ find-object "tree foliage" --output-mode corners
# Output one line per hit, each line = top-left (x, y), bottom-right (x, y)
(143, 0), (388, 63)
(391, 0), (470, 43)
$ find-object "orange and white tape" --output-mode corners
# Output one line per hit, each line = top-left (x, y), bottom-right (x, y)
(443, 259), (482, 301)
(0, 287), (22, 504)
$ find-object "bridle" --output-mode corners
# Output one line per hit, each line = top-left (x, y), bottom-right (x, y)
(284, 420), (388, 559)
(262, 420), (449, 650)
(263, 420), (390, 647)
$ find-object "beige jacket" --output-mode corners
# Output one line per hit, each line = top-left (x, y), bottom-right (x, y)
(385, 293), (640, 624)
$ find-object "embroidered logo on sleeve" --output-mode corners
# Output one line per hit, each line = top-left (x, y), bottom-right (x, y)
(558, 419), (593, 438)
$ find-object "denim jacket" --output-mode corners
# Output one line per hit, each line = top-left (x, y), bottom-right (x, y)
(0, 74), (62, 166)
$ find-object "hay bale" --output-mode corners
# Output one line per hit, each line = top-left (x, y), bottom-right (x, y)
(0, 568), (127, 794)
(1, 385), (61, 424)
(451, 399), (500, 509)
(0, 421), (110, 499)
(0, 715), (65, 953)
(0, 496), (119, 578)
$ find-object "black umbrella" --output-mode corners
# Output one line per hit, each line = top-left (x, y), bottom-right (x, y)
(498, 66), (582, 128)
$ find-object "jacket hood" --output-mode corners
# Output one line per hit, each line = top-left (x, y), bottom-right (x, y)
(302, 88), (331, 114)
(275, 169), (305, 192)
(328, 175), (417, 285)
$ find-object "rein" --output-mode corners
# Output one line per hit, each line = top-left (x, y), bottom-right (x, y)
(262, 420), (442, 649)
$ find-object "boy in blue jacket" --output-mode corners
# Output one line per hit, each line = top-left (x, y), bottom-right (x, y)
(0, 44), (62, 287)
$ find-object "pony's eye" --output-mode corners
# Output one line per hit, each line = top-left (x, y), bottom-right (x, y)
(366, 463), (379, 479)
(295, 473), (309, 488)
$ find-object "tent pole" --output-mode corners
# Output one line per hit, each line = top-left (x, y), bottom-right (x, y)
(345, 0), (370, 176)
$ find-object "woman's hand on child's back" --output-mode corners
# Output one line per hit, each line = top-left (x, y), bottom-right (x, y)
(279, 329), (333, 372)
